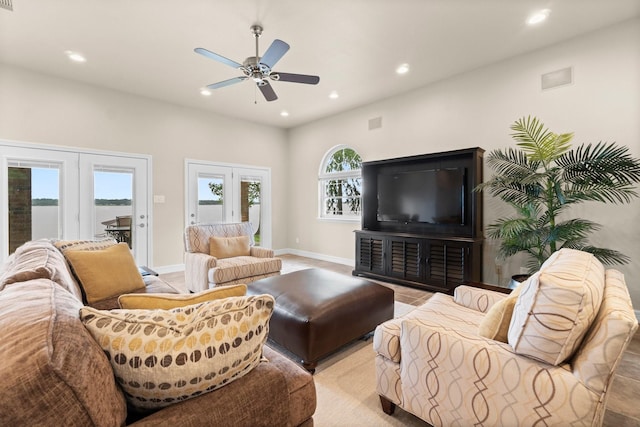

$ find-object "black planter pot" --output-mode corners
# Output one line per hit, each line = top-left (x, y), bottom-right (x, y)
(509, 274), (530, 289)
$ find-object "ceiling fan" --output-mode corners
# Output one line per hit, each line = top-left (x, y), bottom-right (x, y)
(195, 25), (320, 102)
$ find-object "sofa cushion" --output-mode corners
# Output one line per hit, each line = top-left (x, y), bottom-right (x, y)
(65, 243), (145, 304)
(79, 294), (275, 411)
(508, 249), (605, 365)
(0, 239), (84, 301)
(0, 279), (127, 426)
(118, 284), (247, 309)
(208, 256), (282, 285)
(209, 236), (250, 259)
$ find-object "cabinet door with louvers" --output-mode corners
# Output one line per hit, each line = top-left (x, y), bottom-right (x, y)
(355, 234), (385, 275)
(387, 237), (425, 282)
(425, 241), (469, 290)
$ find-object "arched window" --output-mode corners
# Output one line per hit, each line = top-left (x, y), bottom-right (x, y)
(318, 145), (362, 220)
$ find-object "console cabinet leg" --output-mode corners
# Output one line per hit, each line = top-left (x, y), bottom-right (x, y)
(379, 395), (396, 415)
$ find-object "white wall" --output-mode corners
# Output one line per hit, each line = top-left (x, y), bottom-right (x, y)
(0, 65), (289, 267)
(1, 19), (638, 308)
(288, 20), (640, 306)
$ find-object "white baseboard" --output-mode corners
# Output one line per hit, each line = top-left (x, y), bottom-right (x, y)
(275, 248), (354, 267)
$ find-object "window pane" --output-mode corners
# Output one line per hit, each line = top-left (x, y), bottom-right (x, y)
(9, 166), (61, 252)
(198, 175), (224, 223)
(325, 148), (362, 173)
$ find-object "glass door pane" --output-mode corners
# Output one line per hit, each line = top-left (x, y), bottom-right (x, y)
(198, 175), (225, 224)
(94, 170), (133, 248)
(240, 176), (262, 246)
(7, 165), (61, 253)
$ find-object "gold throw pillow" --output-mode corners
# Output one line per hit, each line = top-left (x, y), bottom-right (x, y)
(209, 236), (250, 259)
(118, 284), (247, 309)
(64, 243), (145, 304)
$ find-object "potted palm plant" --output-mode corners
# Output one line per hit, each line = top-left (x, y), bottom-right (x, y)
(477, 116), (640, 273)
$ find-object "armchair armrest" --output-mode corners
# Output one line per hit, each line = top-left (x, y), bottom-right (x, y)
(184, 252), (217, 293)
(453, 284), (509, 313)
(250, 246), (275, 258)
(399, 319), (595, 426)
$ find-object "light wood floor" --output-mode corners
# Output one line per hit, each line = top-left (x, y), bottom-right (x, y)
(159, 254), (640, 426)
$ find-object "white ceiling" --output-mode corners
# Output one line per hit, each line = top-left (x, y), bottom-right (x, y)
(1, 0), (639, 128)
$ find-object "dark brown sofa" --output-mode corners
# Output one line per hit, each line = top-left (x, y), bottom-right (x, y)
(0, 240), (316, 426)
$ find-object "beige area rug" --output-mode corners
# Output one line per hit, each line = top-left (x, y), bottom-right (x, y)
(304, 302), (430, 427)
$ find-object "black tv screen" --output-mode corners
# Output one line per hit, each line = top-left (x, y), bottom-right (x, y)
(376, 168), (465, 225)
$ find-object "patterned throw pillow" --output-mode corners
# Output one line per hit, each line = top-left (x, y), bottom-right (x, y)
(118, 284), (247, 309)
(508, 249), (605, 365)
(52, 238), (117, 254)
(79, 294), (275, 410)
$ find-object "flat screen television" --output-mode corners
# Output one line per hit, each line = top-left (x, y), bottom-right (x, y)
(376, 168), (465, 225)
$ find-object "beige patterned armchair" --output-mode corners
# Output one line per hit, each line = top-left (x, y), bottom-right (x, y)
(184, 222), (281, 292)
(374, 249), (637, 426)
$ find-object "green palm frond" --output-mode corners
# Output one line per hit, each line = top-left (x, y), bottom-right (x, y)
(558, 142), (640, 203)
(482, 116), (640, 269)
(563, 245), (631, 265)
(510, 116), (573, 164)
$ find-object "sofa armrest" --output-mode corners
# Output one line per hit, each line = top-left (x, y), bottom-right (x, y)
(453, 284), (509, 313)
(250, 246), (275, 258)
(185, 252), (217, 293)
(398, 319), (595, 426)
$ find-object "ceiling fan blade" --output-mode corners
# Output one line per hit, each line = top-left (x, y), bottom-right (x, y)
(259, 39), (290, 69)
(207, 76), (248, 89)
(194, 47), (243, 69)
(258, 81), (278, 102)
(275, 72), (320, 85)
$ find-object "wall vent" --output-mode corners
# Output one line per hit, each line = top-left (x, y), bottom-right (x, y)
(368, 116), (382, 130)
(0, 0), (13, 11)
(541, 67), (572, 90)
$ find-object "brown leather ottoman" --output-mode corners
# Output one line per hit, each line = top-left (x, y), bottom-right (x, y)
(247, 268), (394, 372)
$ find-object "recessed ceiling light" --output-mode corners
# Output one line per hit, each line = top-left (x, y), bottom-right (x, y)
(64, 50), (86, 63)
(200, 88), (212, 96)
(280, 111), (289, 117)
(527, 9), (550, 25)
(329, 91), (339, 99)
(396, 63), (410, 75)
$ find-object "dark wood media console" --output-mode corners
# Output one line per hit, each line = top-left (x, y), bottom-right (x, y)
(353, 147), (484, 293)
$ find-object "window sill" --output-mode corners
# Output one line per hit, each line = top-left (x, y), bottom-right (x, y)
(317, 216), (361, 224)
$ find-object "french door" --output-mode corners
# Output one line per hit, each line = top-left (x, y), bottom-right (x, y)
(185, 160), (271, 248)
(79, 154), (150, 264)
(1, 142), (151, 265)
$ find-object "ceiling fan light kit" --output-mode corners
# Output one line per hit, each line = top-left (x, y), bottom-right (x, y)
(195, 24), (320, 102)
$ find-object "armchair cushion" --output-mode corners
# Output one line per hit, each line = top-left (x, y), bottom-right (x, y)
(508, 249), (605, 365)
(209, 236), (250, 259)
(79, 294), (275, 411)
